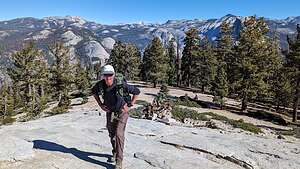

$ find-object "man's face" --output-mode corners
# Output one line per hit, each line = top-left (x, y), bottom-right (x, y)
(103, 74), (114, 86)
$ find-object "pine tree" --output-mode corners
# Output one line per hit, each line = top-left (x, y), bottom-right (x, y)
(270, 66), (292, 112)
(126, 44), (142, 80)
(109, 41), (141, 80)
(49, 42), (73, 109)
(286, 24), (300, 122)
(167, 38), (177, 86)
(141, 45), (151, 82)
(212, 66), (228, 109)
(216, 22), (234, 62)
(109, 41), (125, 74)
(267, 31), (290, 112)
(211, 22), (233, 107)
(86, 64), (95, 81)
(175, 36), (182, 87)
(191, 37), (216, 92)
(74, 59), (90, 95)
(142, 37), (168, 87)
(12, 83), (22, 109)
(8, 42), (47, 116)
(93, 62), (102, 79)
(234, 16), (280, 112)
(8, 42), (36, 104)
(214, 22), (235, 102)
(0, 44), (3, 55)
(0, 81), (14, 117)
(182, 28), (199, 87)
(34, 54), (50, 111)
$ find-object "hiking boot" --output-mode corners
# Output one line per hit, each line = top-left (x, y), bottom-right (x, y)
(107, 153), (116, 163)
(114, 160), (122, 169)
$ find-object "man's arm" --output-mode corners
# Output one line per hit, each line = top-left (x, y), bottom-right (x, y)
(91, 81), (110, 112)
(93, 94), (102, 106)
(121, 94), (138, 113)
(124, 82), (140, 106)
(93, 94), (110, 112)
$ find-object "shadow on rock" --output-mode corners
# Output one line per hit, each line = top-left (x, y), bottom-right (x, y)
(32, 140), (114, 169)
(144, 92), (158, 97)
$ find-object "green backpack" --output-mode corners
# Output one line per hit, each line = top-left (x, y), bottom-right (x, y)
(115, 73), (132, 107)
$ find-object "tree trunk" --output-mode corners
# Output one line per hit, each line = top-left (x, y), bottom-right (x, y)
(4, 95), (7, 116)
(201, 85), (205, 93)
(33, 84), (36, 103)
(242, 97), (248, 112)
(220, 96), (224, 110)
(188, 79), (191, 88)
(276, 103), (280, 113)
(41, 85), (45, 98)
(176, 64), (181, 87)
(28, 84), (32, 103)
(188, 64), (191, 88)
(292, 80), (300, 122)
(153, 81), (157, 88)
(176, 37), (182, 87)
(58, 93), (62, 104)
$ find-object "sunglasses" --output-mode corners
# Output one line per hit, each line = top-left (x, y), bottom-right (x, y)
(103, 74), (114, 77)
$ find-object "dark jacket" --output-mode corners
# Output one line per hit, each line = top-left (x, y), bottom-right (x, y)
(91, 79), (140, 112)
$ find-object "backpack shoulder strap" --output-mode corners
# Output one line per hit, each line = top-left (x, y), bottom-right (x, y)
(114, 73), (130, 97)
(98, 79), (106, 97)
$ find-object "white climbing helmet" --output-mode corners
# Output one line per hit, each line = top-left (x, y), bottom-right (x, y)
(101, 65), (115, 75)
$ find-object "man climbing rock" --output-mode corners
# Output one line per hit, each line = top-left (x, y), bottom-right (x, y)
(92, 65), (140, 169)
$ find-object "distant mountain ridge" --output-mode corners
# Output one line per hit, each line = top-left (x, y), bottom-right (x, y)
(0, 14), (299, 69)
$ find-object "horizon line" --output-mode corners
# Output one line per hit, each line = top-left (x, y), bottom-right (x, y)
(0, 14), (299, 25)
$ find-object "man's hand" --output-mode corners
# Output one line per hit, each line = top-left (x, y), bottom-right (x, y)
(121, 103), (129, 113)
(131, 95), (138, 106)
(94, 94), (110, 112)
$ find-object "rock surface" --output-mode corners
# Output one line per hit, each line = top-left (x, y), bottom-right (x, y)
(62, 30), (82, 46)
(84, 40), (109, 65)
(101, 37), (115, 50)
(70, 97), (84, 106)
(1, 85), (300, 169)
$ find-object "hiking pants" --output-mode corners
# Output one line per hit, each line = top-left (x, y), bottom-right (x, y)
(106, 111), (129, 162)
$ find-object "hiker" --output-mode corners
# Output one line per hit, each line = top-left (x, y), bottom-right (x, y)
(91, 65), (140, 169)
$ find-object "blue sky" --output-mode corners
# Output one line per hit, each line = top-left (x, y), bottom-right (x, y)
(0, 0), (299, 24)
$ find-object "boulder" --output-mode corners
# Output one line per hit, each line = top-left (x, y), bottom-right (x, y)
(70, 98), (84, 106)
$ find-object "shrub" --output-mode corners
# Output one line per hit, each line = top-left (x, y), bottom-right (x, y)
(201, 112), (262, 134)
(128, 106), (144, 118)
(50, 105), (69, 115)
(171, 107), (262, 134)
(1, 116), (15, 125)
(173, 95), (202, 108)
(135, 100), (149, 106)
(171, 106), (209, 122)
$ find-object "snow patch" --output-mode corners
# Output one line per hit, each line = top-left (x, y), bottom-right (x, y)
(111, 29), (119, 32)
(102, 30), (110, 34)
(121, 26), (130, 30)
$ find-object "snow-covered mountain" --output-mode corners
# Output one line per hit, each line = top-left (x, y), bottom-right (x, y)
(0, 14), (300, 69)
